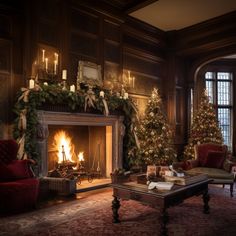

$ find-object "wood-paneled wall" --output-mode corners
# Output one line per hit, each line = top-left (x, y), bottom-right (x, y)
(1, 0), (236, 155)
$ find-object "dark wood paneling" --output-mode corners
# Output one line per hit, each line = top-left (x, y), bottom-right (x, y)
(104, 20), (120, 42)
(38, 21), (58, 46)
(104, 40), (120, 63)
(71, 9), (99, 34)
(0, 40), (11, 73)
(123, 52), (160, 76)
(70, 33), (98, 59)
(0, 14), (11, 38)
(175, 11), (236, 58)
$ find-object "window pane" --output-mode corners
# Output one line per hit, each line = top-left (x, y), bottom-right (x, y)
(205, 72), (213, 79)
(218, 108), (232, 149)
(217, 72), (232, 80)
(205, 80), (213, 103)
(217, 81), (231, 105)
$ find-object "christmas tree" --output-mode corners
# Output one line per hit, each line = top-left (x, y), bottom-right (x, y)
(136, 88), (176, 166)
(184, 90), (223, 160)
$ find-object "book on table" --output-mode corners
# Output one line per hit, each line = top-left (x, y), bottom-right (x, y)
(164, 173), (208, 185)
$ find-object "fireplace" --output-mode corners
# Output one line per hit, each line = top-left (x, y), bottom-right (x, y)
(36, 111), (124, 190)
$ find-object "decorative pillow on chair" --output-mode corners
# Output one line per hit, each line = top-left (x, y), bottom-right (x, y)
(203, 151), (225, 169)
(0, 160), (32, 181)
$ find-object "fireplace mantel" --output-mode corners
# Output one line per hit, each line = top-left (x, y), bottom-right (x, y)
(36, 111), (125, 177)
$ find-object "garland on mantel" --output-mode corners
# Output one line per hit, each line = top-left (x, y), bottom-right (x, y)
(13, 83), (139, 168)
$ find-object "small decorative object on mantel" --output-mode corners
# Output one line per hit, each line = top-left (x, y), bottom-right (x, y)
(61, 69), (67, 90)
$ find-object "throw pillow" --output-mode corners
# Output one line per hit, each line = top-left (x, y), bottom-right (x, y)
(203, 151), (225, 169)
(0, 160), (31, 181)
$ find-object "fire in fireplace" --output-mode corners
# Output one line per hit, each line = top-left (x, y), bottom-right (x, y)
(36, 111), (124, 190)
(47, 125), (108, 185)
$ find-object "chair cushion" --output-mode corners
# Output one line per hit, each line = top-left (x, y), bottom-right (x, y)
(187, 167), (234, 180)
(203, 151), (225, 169)
(0, 160), (32, 181)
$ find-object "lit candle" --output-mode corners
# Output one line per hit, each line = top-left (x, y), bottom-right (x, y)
(124, 92), (129, 99)
(29, 79), (35, 89)
(62, 69), (67, 80)
(54, 60), (57, 74)
(99, 90), (104, 98)
(45, 58), (48, 71)
(133, 77), (135, 88)
(42, 49), (45, 62)
(54, 53), (58, 62)
(70, 84), (75, 92)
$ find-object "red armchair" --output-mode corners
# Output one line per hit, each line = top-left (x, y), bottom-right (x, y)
(186, 143), (235, 197)
(0, 140), (39, 214)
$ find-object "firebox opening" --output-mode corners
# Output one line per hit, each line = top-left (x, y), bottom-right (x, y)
(47, 125), (112, 190)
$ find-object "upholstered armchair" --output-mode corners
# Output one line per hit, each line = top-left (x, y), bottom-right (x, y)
(179, 143), (235, 197)
(0, 140), (39, 214)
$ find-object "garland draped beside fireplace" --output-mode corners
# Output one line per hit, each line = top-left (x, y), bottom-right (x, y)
(13, 83), (139, 168)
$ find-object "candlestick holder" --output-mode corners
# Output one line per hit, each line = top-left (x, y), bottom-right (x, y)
(62, 80), (67, 90)
(33, 44), (60, 83)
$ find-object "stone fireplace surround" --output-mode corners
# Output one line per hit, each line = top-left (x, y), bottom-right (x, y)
(36, 111), (125, 177)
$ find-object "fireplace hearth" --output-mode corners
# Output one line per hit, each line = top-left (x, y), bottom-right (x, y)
(36, 111), (125, 191)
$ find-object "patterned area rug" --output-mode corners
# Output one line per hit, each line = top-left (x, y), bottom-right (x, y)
(0, 185), (235, 236)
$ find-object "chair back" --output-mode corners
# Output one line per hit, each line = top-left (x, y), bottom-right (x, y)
(195, 143), (228, 166)
(0, 139), (19, 164)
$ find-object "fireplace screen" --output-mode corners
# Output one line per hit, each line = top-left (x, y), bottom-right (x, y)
(47, 125), (111, 185)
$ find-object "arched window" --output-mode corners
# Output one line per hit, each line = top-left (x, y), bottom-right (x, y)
(205, 71), (233, 150)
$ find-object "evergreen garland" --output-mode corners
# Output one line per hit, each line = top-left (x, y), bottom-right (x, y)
(13, 83), (138, 168)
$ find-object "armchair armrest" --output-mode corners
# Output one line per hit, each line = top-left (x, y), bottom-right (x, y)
(187, 159), (199, 169)
(223, 159), (236, 173)
(172, 161), (191, 171)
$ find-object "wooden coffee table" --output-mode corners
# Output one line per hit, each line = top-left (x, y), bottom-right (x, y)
(111, 179), (211, 236)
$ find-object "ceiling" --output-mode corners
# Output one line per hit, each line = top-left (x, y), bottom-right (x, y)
(129, 0), (236, 31)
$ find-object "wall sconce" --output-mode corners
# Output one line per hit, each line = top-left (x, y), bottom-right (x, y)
(122, 70), (135, 89)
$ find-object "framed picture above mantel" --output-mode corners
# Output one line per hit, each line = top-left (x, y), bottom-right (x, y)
(77, 60), (103, 87)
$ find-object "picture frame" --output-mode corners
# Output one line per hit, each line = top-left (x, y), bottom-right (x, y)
(77, 61), (103, 87)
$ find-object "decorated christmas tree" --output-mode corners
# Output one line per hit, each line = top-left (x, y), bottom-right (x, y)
(136, 88), (176, 166)
(184, 90), (223, 160)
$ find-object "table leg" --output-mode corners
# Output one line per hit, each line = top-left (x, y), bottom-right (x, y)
(160, 207), (169, 236)
(112, 196), (120, 223)
(202, 188), (210, 214)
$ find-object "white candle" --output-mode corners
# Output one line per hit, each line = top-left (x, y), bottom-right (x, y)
(124, 92), (129, 99)
(29, 79), (35, 89)
(54, 53), (58, 62)
(133, 77), (135, 88)
(45, 58), (48, 71)
(42, 49), (45, 62)
(70, 84), (75, 92)
(62, 70), (67, 80)
(99, 90), (104, 98)
(54, 60), (57, 74)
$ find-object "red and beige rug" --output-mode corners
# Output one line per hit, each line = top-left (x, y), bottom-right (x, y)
(0, 185), (235, 236)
